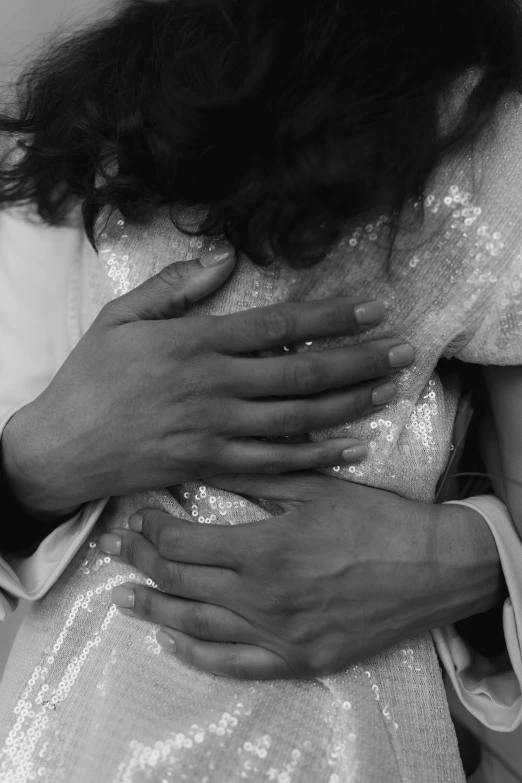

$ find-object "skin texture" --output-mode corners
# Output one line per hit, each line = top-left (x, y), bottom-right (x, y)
(100, 472), (504, 680)
(2, 245), (411, 521)
(3, 240), (500, 681)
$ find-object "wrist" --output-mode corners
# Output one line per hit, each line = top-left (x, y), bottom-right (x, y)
(426, 501), (504, 626)
(1, 404), (84, 523)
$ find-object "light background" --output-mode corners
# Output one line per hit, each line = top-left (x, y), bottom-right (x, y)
(0, 0), (114, 678)
(0, 0), (112, 83)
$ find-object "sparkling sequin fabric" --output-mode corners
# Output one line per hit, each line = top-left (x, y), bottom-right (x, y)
(2, 84), (522, 783)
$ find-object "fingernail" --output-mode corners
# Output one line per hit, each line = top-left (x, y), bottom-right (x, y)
(341, 444), (368, 462)
(98, 533), (121, 556)
(372, 382), (397, 406)
(156, 628), (177, 653)
(388, 344), (415, 368)
(128, 513), (143, 533)
(111, 586), (135, 609)
(354, 301), (385, 326)
(199, 245), (235, 267)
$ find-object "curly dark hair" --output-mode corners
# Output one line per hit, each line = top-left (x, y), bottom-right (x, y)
(1, 0), (522, 267)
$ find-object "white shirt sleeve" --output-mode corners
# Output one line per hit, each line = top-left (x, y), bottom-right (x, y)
(0, 210), (107, 621)
(433, 495), (522, 732)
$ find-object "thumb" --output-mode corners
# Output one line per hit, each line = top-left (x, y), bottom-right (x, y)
(104, 244), (236, 322)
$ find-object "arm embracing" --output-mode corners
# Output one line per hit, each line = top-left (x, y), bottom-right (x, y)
(433, 366), (522, 731)
(0, 211), (105, 620)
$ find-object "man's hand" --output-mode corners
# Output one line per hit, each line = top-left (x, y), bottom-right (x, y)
(100, 472), (503, 679)
(2, 244), (413, 520)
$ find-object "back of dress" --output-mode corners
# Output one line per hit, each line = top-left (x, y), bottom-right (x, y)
(2, 85), (522, 783)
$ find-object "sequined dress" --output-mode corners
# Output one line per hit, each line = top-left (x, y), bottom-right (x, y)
(2, 84), (522, 783)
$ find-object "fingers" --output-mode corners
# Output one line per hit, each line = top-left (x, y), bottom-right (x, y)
(98, 528), (239, 605)
(226, 341), (414, 398)
(229, 381), (396, 437)
(154, 628), (292, 680)
(208, 297), (385, 353)
(111, 585), (256, 643)
(126, 509), (243, 569)
(223, 437), (368, 475)
(207, 472), (332, 503)
(99, 245), (236, 323)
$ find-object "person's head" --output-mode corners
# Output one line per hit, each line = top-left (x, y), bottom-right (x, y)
(1, 0), (522, 267)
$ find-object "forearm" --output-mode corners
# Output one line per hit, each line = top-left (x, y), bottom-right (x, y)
(390, 497), (506, 655)
(423, 417), (508, 657)
(0, 210), (87, 535)
(430, 501), (505, 624)
(1, 404), (84, 538)
(335, 481), (505, 650)
(433, 493), (522, 731)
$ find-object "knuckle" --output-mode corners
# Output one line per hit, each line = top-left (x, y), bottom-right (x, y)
(277, 406), (306, 436)
(349, 388), (370, 421)
(199, 438), (227, 472)
(122, 534), (141, 566)
(365, 346), (388, 376)
(174, 323), (203, 361)
(142, 508), (165, 533)
(259, 308), (294, 342)
(289, 357), (322, 394)
(186, 604), (212, 639)
(190, 316), (216, 350)
(260, 452), (291, 474)
(220, 650), (248, 679)
(181, 643), (197, 670)
(156, 262), (187, 288)
(156, 524), (178, 558)
(135, 587), (154, 619)
(155, 559), (182, 594)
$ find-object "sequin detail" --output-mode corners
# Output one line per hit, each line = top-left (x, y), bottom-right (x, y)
(5, 88), (522, 783)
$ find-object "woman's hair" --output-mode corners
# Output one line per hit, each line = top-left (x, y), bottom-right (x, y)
(1, 0), (522, 267)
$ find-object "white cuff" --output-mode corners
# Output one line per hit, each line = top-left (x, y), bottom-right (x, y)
(0, 497), (108, 621)
(432, 495), (522, 731)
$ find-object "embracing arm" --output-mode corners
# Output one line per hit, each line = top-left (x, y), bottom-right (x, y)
(432, 365), (522, 731)
(0, 210), (106, 620)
